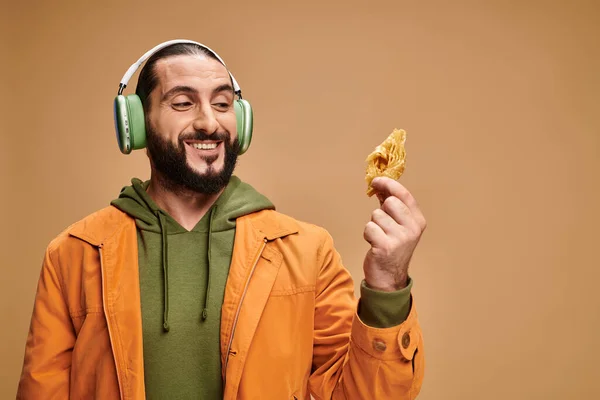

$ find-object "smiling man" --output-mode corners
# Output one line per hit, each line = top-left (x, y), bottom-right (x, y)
(17, 41), (427, 399)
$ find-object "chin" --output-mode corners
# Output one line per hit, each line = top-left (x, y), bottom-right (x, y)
(188, 159), (224, 177)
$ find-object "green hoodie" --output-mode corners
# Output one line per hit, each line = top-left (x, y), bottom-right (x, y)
(111, 175), (274, 400)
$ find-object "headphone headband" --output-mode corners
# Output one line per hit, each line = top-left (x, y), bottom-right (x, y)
(117, 39), (241, 95)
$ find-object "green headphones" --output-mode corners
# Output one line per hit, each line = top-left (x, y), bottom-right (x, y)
(113, 39), (253, 155)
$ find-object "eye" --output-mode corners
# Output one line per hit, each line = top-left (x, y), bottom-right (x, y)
(213, 102), (231, 111)
(170, 94), (195, 110)
(172, 101), (193, 110)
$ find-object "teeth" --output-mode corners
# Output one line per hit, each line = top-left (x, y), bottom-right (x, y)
(191, 142), (218, 150)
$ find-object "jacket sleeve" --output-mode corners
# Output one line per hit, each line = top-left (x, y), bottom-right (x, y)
(309, 230), (425, 400)
(358, 278), (413, 328)
(17, 245), (75, 399)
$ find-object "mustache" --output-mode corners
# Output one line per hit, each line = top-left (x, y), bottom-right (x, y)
(179, 130), (230, 142)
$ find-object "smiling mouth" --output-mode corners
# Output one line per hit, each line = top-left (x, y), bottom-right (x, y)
(186, 141), (222, 150)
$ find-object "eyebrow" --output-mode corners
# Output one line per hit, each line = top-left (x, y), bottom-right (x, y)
(161, 84), (235, 102)
(213, 84), (235, 96)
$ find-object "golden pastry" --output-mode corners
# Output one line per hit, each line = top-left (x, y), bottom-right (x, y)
(365, 128), (407, 197)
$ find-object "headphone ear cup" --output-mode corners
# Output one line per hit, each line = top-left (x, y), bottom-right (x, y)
(114, 95), (132, 154)
(113, 94), (147, 154)
(125, 94), (147, 151)
(234, 99), (253, 155)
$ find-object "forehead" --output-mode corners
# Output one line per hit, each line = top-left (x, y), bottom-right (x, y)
(153, 54), (230, 92)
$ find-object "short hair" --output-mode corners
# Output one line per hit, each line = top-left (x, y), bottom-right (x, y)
(135, 43), (220, 110)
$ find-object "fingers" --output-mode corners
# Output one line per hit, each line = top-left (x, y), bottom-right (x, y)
(371, 177), (415, 208)
(371, 177), (427, 231)
(363, 220), (386, 246)
(370, 208), (398, 235)
(380, 196), (421, 234)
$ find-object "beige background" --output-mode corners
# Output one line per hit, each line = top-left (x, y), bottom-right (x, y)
(2, 0), (600, 398)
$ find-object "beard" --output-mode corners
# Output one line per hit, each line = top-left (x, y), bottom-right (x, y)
(146, 124), (239, 195)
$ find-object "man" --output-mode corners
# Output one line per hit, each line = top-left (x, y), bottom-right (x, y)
(17, 41), (426, 399)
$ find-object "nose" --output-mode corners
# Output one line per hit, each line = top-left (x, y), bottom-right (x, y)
(192, 104), (219, 135)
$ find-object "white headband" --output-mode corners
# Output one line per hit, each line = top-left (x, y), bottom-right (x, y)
(118, 39), (241, 95)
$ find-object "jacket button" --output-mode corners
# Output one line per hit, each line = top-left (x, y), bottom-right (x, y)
(372, 339), (387, 352)
(401, 332), (411, 349)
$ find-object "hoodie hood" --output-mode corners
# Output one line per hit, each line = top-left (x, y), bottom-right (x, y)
(111, 175), (274, 234)
(110, 175), (275, 331)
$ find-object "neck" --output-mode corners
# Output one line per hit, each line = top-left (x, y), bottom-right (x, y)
(146, 171), (225, 231)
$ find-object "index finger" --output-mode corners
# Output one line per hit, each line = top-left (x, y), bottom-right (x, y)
(370, 178), (426, 228)
(371, 177), (415, 207)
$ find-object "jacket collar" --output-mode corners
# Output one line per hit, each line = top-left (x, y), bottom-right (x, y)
(68, 206), (131, 246)
(68, 206), (300, 246)
(244, 209), (300, 240)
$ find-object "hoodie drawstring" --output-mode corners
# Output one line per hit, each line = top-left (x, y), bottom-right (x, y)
(156, 210), (170, 332)
(203, 205), (217, 321)
(154, 203), (219, 330)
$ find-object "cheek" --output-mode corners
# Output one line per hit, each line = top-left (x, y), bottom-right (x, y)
(151, 112), (191, 142)
(221, 110), (238, 138)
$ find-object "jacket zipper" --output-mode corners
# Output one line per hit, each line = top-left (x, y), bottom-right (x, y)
(224, 238), (267, 380)
(99, 245), (124, 399)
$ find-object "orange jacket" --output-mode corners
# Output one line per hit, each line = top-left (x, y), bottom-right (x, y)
(17, 206), (424, 399)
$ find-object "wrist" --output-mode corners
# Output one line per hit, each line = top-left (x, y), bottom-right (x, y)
(365, 272), (408, 292)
